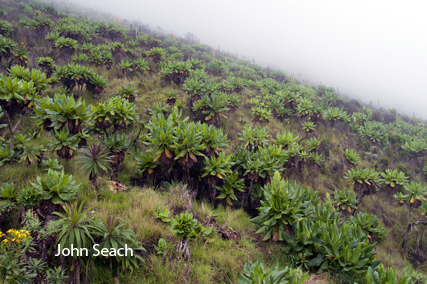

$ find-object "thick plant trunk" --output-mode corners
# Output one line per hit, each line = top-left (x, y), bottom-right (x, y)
(247, 180), (253, 214)
(176, 238), (191, 260)
(74, 258), (81, 284)
(402, 205), (412, 248)
(356, 192), (364, 207)
(90, 176), (99, 194)
(416, 228), (425, 261)
(5, 112), (22, 152)
(60, 255), (67, 270)
(208, 176), (217, 204)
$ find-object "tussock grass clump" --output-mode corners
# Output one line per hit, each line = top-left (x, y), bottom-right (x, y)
(1, 0), (427, 282)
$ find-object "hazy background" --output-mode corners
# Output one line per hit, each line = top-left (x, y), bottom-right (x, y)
(69, 0), (427, 118)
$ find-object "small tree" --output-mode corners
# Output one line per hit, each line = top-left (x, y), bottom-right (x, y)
(344, 168), (380, 205)
(251, 171), (311, 242)
(199, 123), (229, 158)
(0, 35), (17, 65)
(120, 60), (133, 81)
(182, 77), (205, 106)
(48, 203), (96, 284)
(344, 148), (360, 167)
(47, 126), (80, 160)
(171, 212), (197, 260)
(91, 96), (138, 135)
(101, 134), (130, 173)
(202, 153), (233, 203)
(0, 76), (38, 152)
(135, 151), (161, 186)
(379, 169), (408, 198)
(332, 189), (358, 215)
(93, 216), (145, 273)
(54, 37), (78, 56)
(147, 47), (165, 64)
(9, 47), (29, 68)
(143, 113), (178, 173)
(87, 74), (108, 99)
(119, 85), (138, 103)
(33, 93), (92, 135)
(36, 57), (56, 78)
(216, 171), (244, 206)
(395, 182), (427, 248)
(192, 93), (230, 127)
(173, 122), (206, 183)
(75, 144), (112, 191)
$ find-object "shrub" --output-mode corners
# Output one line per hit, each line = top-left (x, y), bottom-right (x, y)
(379, 157), (390, 168)
(344, 168), (380, 204)
(216, 171), (245, 205)
(33, 93), (92, 134)
(47, 126), (80, 160)
(91, 97), (138, 133)
(345, 148), (360, 165)
(379, 169), (408, 188)
(32, 169), (80, 204)
(171, 212), (198, 239)
(75, 144), (112, 189)
(0, 182), (16, 200)
(350, 212), (387, 241)
(155, 206), (171, 223)
(332, 189), (357, 214)
(41, 158), (63, 172)
(250, 172), (317, 241)
(153, 238), (176, 257)
(238, 259), (308, 284)
(54, 37), (78, 52)
(366, 264), (411, 284)
(17, 188), (41, 207)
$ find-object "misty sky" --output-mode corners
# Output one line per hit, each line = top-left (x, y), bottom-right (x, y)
(70, 0), (427, 118)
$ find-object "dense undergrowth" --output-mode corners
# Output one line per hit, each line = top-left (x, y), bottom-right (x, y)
(0, 0), (427, 283)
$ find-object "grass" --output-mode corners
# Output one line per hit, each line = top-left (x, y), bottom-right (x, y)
(0, 0), (426, 282)
(2, 67), (424, 281)
(61, 180), (280, 283)
(2, 67), (425, 281)
(61, 183), (284, 283)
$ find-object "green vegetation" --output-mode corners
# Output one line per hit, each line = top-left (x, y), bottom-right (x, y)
(0, 1), (427, 283)
(237, 259), (308, 284)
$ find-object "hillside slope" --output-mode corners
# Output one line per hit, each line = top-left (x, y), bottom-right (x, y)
(0, 0), (426, 283)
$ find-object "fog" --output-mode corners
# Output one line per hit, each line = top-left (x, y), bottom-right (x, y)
(69, 0), (427, 119)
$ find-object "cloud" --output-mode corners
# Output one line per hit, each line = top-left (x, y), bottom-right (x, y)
(69, 0), (427, 118)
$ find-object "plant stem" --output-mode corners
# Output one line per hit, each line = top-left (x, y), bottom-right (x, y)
(402, 205), (412, 248)
(5, 111), (23, 152)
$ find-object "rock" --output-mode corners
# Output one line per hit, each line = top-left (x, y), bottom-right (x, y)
(108, 181), (127, 194)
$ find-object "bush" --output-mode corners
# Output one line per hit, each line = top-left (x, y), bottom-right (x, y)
(32, 169), (80, 204)
(379, 157), (390, 168)
(396, 164), (411, 178)
(237, 259), (308, 284)
(91, 96), (138, 132)
(0, 182), (16, 200)
(17, 188), (41, 207)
